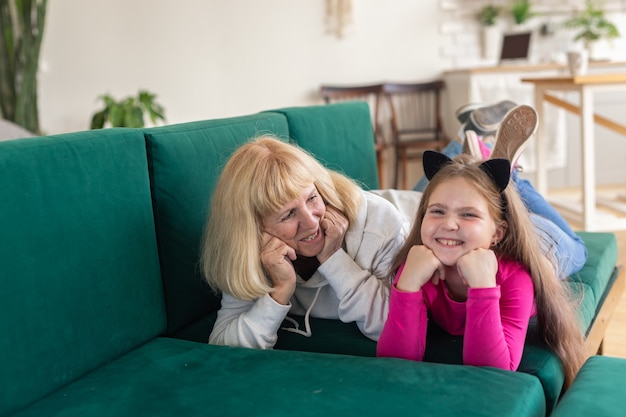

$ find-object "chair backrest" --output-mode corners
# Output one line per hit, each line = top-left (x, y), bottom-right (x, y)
(320, 84), (384, 144)
(381, 80), (446, 143)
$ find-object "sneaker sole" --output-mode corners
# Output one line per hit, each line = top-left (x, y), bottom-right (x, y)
(490, 105), (538, 171)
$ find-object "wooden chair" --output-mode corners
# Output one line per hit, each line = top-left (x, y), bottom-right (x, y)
(382, 80), (449, 190)
(320, 84), (388, 188)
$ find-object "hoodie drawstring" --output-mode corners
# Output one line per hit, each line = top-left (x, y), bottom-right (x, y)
(281, 286), (322, 337)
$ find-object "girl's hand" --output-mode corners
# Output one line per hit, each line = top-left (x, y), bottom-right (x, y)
(318, 206), (349, 264)
(457, 248), (498, 289)
(260, 232), (297, 304)
(396, 245), (445, 293)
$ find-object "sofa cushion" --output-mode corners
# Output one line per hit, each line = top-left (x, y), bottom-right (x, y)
(10, 337), (545, 417)
(267, 102), (380, 190)
(0, 130), (164, 416)
(143, 113), (290, 337)
(551, 355), (626, 417)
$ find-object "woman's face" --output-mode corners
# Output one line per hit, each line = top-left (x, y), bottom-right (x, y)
(420, 177), (504, 266)
(262, 184), (327, 257)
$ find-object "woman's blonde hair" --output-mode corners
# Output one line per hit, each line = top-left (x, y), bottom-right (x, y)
(201, 135), (363, 300)
(390, 154), (587, 389)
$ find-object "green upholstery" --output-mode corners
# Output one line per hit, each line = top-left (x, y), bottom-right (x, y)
(267, 102), (379, 190)
(551, 356), (626, 417)
(10, 338), (545, 417)
(0, 130), (165, 417)
(569, 232), (619, 334)
(143, 113), (290, 337)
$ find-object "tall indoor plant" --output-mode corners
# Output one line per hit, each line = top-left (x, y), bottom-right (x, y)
(0, 0), (48, 134)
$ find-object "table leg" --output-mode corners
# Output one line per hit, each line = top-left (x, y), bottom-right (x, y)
(580, 86), (596, 230)
(534, 85), (548, 196)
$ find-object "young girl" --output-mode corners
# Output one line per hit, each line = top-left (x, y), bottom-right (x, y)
(377, 151), (587, 388)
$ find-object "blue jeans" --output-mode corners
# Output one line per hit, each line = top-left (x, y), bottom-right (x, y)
(413, 140), (588, 277)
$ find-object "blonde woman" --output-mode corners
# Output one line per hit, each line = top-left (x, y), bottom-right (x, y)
(201, 136), (408, 349)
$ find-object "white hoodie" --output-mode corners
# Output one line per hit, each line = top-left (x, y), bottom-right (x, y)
(208, 190), (412, 349)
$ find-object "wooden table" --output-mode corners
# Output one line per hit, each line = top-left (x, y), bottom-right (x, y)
(522, 73), (626, 231)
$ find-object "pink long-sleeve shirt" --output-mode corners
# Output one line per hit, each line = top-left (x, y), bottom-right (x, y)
(377, 258), (535, 371)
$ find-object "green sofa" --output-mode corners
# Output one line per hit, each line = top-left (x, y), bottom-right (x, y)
(1, 102), (623, 417)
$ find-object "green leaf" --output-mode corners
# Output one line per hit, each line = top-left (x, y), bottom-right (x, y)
(90, 109), (106, 129)
(138, 90), (155, 105)
(109, 103), (124, 127)
(124, 106), (144, 128)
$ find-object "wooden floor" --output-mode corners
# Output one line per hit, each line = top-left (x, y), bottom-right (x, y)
(601, 228), (626, 358)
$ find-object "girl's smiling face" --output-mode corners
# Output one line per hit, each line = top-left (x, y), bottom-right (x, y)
(421, 177), (505, 266)
(262, 185), (327, 257)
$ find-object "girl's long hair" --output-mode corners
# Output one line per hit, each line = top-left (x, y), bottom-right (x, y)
(390, 154), (587, 389)
(201, 135), (362, 300)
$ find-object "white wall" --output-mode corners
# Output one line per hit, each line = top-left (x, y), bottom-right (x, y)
(39, 0), (445, 134)
(37, 0), (626, 188)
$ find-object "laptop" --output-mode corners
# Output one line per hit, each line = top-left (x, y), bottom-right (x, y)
(499, 31), (532, 64)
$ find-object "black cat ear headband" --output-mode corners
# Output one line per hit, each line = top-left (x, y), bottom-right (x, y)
(423, 150), (510, 193)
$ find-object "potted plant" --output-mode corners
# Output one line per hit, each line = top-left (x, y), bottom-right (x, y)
(90, 90), (166, 129)
(562, 0), (620, 59)
(477, 5), (501, 60)
(511, 0), (535, 27)
(478, 5), (500, 27)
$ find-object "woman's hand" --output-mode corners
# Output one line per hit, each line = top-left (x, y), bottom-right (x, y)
(260, 232), (297, 305)
(396, 245), (445, 293)
(457, 248), (498, 289)
(318, 206), (349, 264)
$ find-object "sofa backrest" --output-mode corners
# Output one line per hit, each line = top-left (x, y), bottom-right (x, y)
(0, 129), (165, 416)
(268, 101), (379, 190)
(144, 102), (378, 342)
(143, 113), (290, 338)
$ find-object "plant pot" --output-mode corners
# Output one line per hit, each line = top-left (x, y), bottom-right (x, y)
(482, 25), (501, 60)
